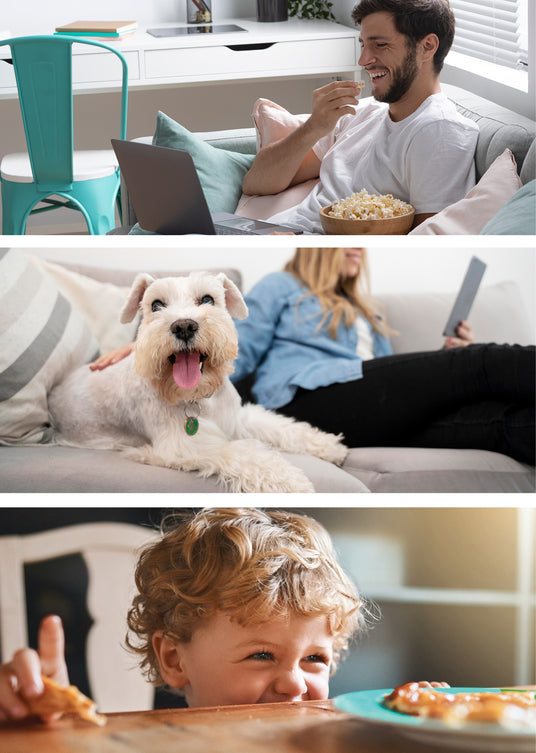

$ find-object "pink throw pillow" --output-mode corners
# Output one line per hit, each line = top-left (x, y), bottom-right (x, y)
(235, 99), (315, 221)
(253, 97), (309, 150)
(410, 149), (522, 235)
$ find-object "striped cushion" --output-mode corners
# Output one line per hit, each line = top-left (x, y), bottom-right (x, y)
(0, 248), (99, 445)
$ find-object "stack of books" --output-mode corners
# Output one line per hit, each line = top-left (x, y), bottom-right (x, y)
(54, 21), (138, 38)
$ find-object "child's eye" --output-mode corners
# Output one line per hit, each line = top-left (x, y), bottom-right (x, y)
(304, 654), (330, 665)
(248, 651), (273, 661)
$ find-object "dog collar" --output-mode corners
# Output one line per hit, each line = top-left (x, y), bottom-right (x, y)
(183, 401), (200, 436)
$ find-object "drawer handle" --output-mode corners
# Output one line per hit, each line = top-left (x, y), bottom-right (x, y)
(225, 43), (275, 51)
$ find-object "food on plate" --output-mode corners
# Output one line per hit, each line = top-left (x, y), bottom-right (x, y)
(384, 682), (536, 730)
(24, 676), (106, 726)
(327, 189), (413, 221)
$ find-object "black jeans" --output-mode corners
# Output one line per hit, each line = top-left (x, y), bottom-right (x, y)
(277, 344), (535, 465)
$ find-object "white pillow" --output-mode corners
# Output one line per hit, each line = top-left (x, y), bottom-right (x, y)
(27, 256), (139, 352)
(0, 249), (99, 445)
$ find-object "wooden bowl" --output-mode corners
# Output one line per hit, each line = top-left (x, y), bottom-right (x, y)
(319, 205), (415, 235)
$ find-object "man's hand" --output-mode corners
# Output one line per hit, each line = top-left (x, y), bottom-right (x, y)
(242, 80), (362, 196)
(0, 615), (69, 722)
(444, 320), (475, 349)
(307, 80), (362, 138)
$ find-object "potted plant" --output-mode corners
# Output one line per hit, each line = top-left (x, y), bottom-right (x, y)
(288, 0), (335, 20)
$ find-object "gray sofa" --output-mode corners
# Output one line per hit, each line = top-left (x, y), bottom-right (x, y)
(1, 257), (534, 493)
(114, 83), (535, 233)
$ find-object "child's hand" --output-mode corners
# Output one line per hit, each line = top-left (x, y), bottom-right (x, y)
(0, 615), (69, 722)
(90, 342), (134, 371)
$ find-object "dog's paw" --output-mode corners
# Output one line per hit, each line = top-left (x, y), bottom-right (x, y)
(317, 433), (349, 466)
(296, 429), (348, 466)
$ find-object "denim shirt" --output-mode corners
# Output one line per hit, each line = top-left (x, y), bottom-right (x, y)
(232, 272), (393, 410)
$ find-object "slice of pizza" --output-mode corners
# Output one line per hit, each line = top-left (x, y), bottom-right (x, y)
(24, 676), (106, 726)
(384, 682), (536, 730)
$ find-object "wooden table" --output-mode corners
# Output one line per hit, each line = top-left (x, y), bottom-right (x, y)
(2, 697), (533, 753)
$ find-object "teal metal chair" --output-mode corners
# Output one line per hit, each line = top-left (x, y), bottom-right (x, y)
(0, 36), (128, 235)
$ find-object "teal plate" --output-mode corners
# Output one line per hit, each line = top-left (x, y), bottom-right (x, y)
(334, 688), (536, 752)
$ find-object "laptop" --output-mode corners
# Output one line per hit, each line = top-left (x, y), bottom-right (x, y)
(443, 255), (487, 337)
(111, 139), (301, 235)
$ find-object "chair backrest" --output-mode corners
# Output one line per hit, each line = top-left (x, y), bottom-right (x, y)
(1, 35), (128, 190)
(0, 522), (158, 712)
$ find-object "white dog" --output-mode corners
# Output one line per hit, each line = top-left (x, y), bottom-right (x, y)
(48, 271), (347, 492)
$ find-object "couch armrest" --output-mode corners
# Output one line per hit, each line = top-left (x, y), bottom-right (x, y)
(442, 83), (536, 183)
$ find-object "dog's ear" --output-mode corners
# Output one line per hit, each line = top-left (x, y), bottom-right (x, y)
(120, 273), (156, 323)
(217, 273), (248, 320)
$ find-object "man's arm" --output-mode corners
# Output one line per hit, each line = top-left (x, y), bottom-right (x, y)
(242, 80), (361, 196)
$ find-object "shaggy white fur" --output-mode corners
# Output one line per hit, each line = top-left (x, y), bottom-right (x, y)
(48, 271), (347, 493)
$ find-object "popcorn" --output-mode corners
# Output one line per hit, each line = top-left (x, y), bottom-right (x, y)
(328, 189), (413, 220)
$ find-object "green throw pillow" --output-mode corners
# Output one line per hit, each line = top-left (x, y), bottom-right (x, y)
(481, 180), (536, 235)
(152, 111), (255, 214)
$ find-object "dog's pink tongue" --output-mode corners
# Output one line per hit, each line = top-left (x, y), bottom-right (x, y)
(172, 352), (202, 390)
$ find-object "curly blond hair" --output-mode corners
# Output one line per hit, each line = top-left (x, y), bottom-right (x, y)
(126, 508), (365, 685)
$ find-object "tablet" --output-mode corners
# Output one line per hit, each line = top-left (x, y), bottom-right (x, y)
(443, 256), (487, 337)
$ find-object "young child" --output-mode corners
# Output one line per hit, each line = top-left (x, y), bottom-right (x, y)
(0, 508), (366, 719)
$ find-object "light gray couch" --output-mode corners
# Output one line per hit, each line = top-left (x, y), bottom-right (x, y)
(1, 259), (533, 493)
(114, 83), (535, 233)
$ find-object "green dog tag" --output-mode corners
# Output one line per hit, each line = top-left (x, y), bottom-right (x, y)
(185, 417), (199, 436)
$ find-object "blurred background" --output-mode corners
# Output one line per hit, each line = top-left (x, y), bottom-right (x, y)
(0, 506), (533, 710)
(22, 245), (536, 329)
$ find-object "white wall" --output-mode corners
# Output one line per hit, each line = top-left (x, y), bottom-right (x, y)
(22, 243), (536, 327)
(4, 0), (252, 34)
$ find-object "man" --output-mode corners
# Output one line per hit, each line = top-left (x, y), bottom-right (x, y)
(242, 0), (479, 233)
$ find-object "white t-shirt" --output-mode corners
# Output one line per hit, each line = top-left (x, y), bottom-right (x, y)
(356, 316), (375, 361)
(268, 93), (479, 234)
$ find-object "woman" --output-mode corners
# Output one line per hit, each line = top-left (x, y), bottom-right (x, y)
(231, 248), (534, 464)
(92, 249), (534, 464)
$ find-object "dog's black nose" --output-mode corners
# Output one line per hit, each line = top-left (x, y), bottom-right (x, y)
(171, 319), (199, 342)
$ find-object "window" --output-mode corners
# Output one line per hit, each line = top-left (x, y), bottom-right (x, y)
(449, 0), (527, 71)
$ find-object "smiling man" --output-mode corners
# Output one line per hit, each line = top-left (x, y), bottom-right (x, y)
(242, 0), (479, 233)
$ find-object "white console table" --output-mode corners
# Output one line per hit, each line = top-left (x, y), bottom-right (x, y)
(0, 18), (360, 98)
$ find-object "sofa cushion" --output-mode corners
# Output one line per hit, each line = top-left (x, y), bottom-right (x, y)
(380, 281), (534, 354)
(343, 446), (535, 493)
(0, 445), (369, 493)
(480, 179), (536, 235)
(0, 249), (99, 445)
(410, 148), (522, 235)
(152, 111), (255, 213)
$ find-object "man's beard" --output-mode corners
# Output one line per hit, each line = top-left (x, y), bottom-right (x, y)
(373, 43), (419, 103)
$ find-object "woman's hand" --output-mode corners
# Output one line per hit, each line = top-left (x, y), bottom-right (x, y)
(444, 321), (474, 349)
(90, 342), (134, 371)
(0, 615), (69, 722)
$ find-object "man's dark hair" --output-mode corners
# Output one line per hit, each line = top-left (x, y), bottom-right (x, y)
(352, 0), (455, 74)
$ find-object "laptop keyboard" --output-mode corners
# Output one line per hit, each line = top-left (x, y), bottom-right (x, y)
(214, 225), (257, 235)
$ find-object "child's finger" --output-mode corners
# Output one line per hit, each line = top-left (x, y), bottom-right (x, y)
(37, 616), (69, 684)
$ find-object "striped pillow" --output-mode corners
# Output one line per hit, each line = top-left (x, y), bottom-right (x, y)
(0, 248), (99, 445)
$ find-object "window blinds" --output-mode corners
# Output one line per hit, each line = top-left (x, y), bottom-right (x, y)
(449, 0), (524, 70)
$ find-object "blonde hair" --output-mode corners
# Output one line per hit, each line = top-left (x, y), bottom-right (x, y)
(126, 508), (366, 684)
(284, 248), (392, 339)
